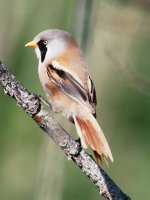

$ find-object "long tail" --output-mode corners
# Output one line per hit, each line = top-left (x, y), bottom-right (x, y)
(73, 108), (113, 163)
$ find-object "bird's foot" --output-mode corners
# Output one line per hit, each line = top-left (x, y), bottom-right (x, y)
(75, 138), (81, 146)
(38, 95), (52, 109)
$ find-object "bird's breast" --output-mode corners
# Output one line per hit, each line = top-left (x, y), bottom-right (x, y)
(38, 63), (56, 96)
(38, 63), (76, 115)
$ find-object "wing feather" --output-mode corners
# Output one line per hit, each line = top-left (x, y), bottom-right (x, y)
(87, 76), (97, 108)
(47, 62), (97, 115)
(47, 64), (94, 111)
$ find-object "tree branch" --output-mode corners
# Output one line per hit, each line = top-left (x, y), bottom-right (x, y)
(0, 61), (131, 200)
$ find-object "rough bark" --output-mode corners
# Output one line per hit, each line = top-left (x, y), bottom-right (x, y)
(0, 61), (131, 200)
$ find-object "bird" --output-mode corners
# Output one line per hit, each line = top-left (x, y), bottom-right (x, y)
(25, 29), (113, 163)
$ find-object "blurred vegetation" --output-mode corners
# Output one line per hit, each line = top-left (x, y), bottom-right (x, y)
(0, 0), (150, 199)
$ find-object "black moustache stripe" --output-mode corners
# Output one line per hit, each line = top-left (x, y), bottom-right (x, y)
(37, 40), (47, 62)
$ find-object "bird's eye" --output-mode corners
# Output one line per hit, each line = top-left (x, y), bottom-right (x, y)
(43, 40), (48, 45)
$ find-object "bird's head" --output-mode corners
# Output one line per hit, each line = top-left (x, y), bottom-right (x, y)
(25, 29), (77, 63)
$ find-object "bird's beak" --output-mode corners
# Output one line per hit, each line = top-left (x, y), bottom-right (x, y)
(25, 41), (37, 48)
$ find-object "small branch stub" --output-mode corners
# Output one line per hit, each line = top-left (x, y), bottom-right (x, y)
(0, 61), (131, 200)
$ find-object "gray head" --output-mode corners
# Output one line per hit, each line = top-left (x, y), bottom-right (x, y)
(25, 29), (78, 63)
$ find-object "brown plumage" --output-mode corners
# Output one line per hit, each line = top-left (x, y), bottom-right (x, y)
(25, 29), (113, 163)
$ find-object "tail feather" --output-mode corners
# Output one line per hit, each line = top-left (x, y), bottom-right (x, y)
(73, 111), (113, 163)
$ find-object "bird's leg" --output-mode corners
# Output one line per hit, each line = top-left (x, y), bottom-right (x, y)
(38, 95), (52, 109)
(75, 138), (81, 146)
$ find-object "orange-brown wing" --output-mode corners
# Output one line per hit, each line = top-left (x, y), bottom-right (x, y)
(47, 64), (94, 112)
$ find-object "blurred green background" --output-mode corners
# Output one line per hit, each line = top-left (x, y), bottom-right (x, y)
(0, 0), (150, 199)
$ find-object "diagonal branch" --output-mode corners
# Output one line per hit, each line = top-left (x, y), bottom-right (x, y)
(0, 61), (131, 200)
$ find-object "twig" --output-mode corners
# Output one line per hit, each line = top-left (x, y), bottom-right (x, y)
(0, 61), (131, 200)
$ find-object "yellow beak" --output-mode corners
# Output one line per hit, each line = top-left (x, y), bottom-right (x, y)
(25, 41), (37, 48)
